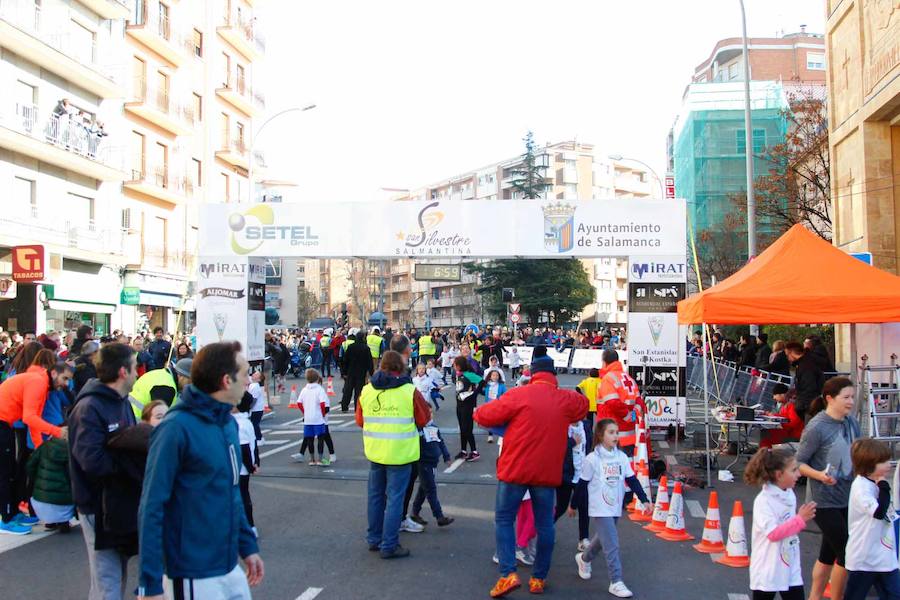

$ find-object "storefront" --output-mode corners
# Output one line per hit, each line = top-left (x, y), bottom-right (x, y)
(128, 270), (195, 335)
(45, 300), (115, 336)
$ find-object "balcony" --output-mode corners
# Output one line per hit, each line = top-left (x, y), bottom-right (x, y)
(125, 79), (195, 136)
(123, 165), (192, 205)
(216, 136), (264, 170)
(217, 9), (265, 60)
(0, 103), (127, 180)
(77, 0), (130, 19)
(215, 74), (265, 116)
(0, 205), (128, 263)
(0, 1), (125, 98)
(126, 0), (187, 66)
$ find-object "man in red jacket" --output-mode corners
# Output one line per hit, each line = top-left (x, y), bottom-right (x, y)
(474, 352), (588, 597)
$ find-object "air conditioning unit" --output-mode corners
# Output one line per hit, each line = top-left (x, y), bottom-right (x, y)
(121, 208), (133, 231)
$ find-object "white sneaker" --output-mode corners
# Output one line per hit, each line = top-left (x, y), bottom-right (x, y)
(399, 517), (424, 533)
(492, 554), (499, 564)
(515, 548), (534, 566)
(290, 453), (304, 462)
(577, 538), (590, 552)
(330, 454), (336, 463)
(251, 526), (258, 538)
(575, 552), (591, 580)
(608, 581), (633, 598)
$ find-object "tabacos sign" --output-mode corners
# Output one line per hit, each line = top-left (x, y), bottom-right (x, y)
(227, 205), (319, 255)
(628, 255), (687, 283)
(394, 201), (472, 256)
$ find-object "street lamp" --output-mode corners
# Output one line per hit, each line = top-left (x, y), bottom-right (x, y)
(607, 154), (664, 199)
(247, 104), (316, 202)
(738, 0), (756, 262)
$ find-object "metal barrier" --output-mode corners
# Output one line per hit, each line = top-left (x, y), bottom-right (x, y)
(686, 355), (793, 411)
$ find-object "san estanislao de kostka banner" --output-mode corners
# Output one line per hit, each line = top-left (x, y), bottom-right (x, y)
(199, 199), (687, 258)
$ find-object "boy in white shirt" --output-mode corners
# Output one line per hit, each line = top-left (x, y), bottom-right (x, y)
(844, 438), (899, 599)
(441, 345), (459, 383)
(292, 369), (330, 466)
(508, 348), (522, 380)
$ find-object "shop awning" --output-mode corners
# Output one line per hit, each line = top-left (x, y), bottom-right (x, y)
(48, 300), (116, 314)
(140, 292), (188, 309)
(677, 224), (900, 325)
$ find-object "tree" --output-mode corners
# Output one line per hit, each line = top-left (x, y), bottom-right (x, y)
(296, 288), (319, 328)
(755, 89), (831, 240)
(465, 258), (595, 326)
(509, 130), (550, 199)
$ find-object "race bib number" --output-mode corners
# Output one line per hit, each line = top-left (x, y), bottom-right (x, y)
(423, 426), (440, 443)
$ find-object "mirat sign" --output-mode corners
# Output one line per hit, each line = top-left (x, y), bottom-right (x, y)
(200, 199), (687, 258)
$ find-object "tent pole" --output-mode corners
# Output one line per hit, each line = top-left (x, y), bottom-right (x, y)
(703, 321), (712, 488)
(850, 323), (861, 421)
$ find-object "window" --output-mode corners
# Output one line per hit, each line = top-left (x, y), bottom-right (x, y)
(186, 225), (198, 255)
(146, 216), (168, 266)
(13, 177), (35, 217)
(221, 172), (230, 201)
(121, 208), (132, 230)
(132, 56), (146, 99)
(132, 0), (146, 25)
(807, 52), (825, 70)
(736, 128), (766, 154)
(192, 28), (203, 57)
(728, 61), (741, 80)
(236, 122), (244, 148)
(158, 2), (170, 40)
(131, 131), (145, 179)
(67, 193), (95, 228)
(191, 158), (202, 187)
(153, 142), (168, 185)
(194, 92), (203, 123)
(600, 302), (612, 312)
(236, 64), (245, 92)
(70, 21), (95, 65)
(156, 71), (169, 110)
(220, 112), (230, 146)
(221, 52), (230, 86)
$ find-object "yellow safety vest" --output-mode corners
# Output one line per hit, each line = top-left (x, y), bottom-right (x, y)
(367, 334), (383, 358)
(342, 339), (354, 352)
(471, 341), (483, 362)
(418, 335), (435, 356)
(359, 383), (419, 465)
(128, 368), (177, 418)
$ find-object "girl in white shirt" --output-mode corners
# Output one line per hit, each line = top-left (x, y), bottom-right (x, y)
(573, 418), (651, 598)
(844, 438), (899, 600)
(441, 345), (459, 382)
(233, 392), (259, 535)
(744, 447), (817, 600)
(247, 371), (267, 442)
(295, 369), (329, 466)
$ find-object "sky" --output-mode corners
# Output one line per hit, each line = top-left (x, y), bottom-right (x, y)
(257, 0), (825, 202)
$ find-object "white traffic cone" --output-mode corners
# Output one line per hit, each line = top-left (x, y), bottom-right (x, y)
(644, 475), (670, 533)
(656, 481), (694, 542)
(288, 385), (299, 409)
(715, 500), (750, 567)
(693, 491), (725, 554)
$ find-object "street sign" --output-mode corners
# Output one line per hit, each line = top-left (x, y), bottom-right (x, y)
(664, 175), (675, 199)
(120, 287), (140, 305)
(12, 245), (45, 282)
(851, 252), (873, 265)
(509, 303), (521, 313)
(0, 278), (16, 300)
(510, 313), (521, 324)
(414, 263), (462, 281)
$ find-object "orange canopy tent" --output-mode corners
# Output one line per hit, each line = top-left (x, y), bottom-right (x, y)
(677, 224), (900, 325)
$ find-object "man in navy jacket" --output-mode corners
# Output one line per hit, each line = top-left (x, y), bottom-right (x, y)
(137, 341), (263, 600)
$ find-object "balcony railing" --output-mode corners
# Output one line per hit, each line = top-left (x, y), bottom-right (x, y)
(127, 0), (189, 63)
(0, 0), (124, 85)
(0, 205), (126, 256)
(130, 76), (196, 124)
(6, 102), (124, 170)
(219, 8), (265, 55)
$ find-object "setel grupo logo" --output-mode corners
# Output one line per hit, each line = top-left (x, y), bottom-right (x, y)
(228, 205), (319, 255)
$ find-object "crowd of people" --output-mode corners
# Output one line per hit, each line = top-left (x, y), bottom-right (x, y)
(48, 98), (108, 159)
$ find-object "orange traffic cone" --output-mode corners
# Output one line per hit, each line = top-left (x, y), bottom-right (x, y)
(716, 501), (750, 567)
(326, 376), (335, 397)
(656, 481), (694, 541)
(288, 385), (299, 409)
(627, 461), (653, 522)
(644, 476), (670, 533)
(633, 431), (649, 467)
(693, 491), (726, 553)
(263, 404), (272, 414)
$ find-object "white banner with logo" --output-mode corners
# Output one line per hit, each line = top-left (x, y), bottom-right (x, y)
(196, 256), (266, 361)
(199, 199), (686, 258)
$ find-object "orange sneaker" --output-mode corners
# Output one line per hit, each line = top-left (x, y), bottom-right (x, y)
(490, 573), (521, 598)
(528, 578), (545, 594)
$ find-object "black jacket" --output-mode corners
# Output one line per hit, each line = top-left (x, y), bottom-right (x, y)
(793, 353), (826, 413)
(73, 355), (98, 395)
(68, 379), (137, 514)
(147, 339), (171, 371)
(100, 423), (152, 555)
(767, 351), (791, 376)
(342, 340), (374, 380)
(739, 343), (757, 368)
(755, 344), (773, 370)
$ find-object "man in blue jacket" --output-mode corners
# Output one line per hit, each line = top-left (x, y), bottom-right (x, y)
(137, 341), (264, 600)
(146, 327), (171, 371)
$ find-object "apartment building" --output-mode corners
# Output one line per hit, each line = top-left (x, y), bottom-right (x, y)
(0, 0), (266, 336)
(121, 0), (265, 333)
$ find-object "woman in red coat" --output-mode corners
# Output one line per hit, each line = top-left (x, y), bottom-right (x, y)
(760, 384), (804, 448)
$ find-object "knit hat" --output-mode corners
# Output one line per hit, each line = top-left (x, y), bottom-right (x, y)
(173, 358), (193, 378)
(81, 340), (100, 355)
(530, 355), (555, 374)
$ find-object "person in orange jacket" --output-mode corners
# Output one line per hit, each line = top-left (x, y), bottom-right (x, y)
(595, 350), (644, 456)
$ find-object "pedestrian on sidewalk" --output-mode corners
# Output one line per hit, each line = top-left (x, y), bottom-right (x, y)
(137, 341), (263, 600)
(745, 446), (816, 600)
(355, 351), (430, 558)
(796, 376), (860, 600)
(68, 343), (138, 598)
(474, 352), (588, 597)
(572, 419), (651, 598)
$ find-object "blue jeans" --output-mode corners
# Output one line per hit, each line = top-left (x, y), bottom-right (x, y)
(366, 462), (412, 552)
(412, 462), (443, 518)
(844, 569), (900, 600)
(495, 482), (556, 580)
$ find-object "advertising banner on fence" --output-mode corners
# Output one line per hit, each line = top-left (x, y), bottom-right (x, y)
(199, 199), (686, 258)
(196, 256), (266, 361)
(502, 347), (573, 369)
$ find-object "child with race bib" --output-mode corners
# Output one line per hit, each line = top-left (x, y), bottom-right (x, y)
(744, 447), (817, 600)
(572, 418), (650, 598)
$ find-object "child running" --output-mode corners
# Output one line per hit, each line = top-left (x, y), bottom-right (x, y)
(744, 447), (817, 600)
(410, 407), (454, 528)
(441, 344), (459, 383)
(844, 438), (899, 600)
(573, 418), (650, 598)
(454, 355), (483, 461)
(508, 347), (522, 380)
(426, 359), (445, 409)
(483, 369), (506, 444)
(293, 368), (329, 466)
(234, 391), (259, 536)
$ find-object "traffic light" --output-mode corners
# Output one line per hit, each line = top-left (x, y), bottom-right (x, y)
(501, 288), (514, 302)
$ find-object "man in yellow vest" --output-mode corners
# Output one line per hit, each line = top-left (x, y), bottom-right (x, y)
(128, 358), (192, 419)
(417, 331), (436, 366)
(355, 350), (429, 559)
(366, 326), (384, 370)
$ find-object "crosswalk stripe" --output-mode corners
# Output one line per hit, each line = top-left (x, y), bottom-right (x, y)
(259, 440), (299, 458)
(727, 593), (749, 600)
(665, 455), (678, 466)
(295, 587), (323, 600)
(657, 440), (669, 449)
(443, 458), (465, 474)
(685, 499), (705, 518)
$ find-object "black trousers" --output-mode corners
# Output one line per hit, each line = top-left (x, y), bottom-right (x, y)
(0, 422), (16, 523)
(751, 586), (804, 600)
(554, 481), (590, 540)
(322, 350), (334, 377)
(250, 411), (264, 441)
(457, 399), (476, 453)
(341, 376), (365, 411)
(239, 474), (254, 527)
(317, 431), (334, 455)
(402, 460), (419, 518)
(13, 427), (33, 516)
